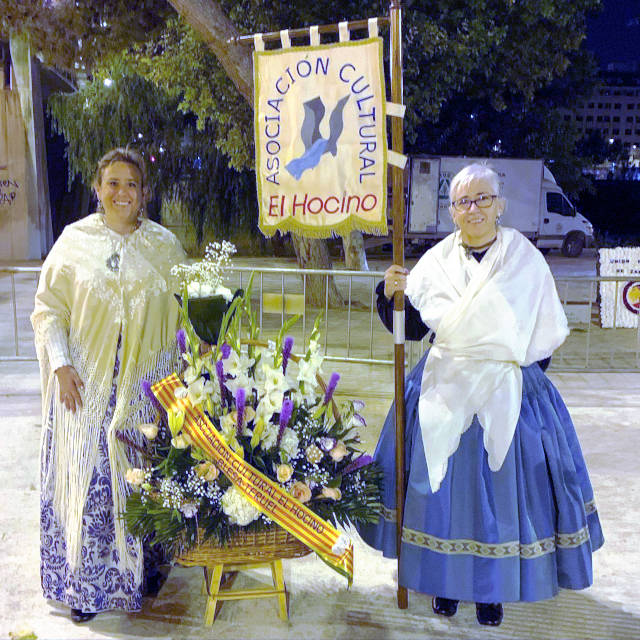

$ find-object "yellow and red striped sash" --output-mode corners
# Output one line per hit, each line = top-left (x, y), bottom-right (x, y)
(152, 373), (353, 585)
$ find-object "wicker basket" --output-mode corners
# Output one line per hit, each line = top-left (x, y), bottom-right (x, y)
(174, 525), (312, 567)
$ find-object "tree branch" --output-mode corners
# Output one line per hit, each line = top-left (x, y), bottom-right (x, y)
(168, 0), (253, 104)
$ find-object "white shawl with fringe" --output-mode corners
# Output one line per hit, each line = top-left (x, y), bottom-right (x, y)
(31, 214), (185, 580)
(405, 227), (569, 493)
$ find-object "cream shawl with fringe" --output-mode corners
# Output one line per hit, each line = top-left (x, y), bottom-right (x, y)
(405, 227), (569, 493)
(32, 213), (186, 580)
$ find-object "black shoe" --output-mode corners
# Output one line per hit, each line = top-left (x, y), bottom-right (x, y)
(432, 596), (459, 617)
(144, 570), (167, 597)
(476, 602), (503, 626)
(70, 608), (97, 623)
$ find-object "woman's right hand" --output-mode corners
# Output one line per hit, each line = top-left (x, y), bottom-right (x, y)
(55, 365), (84, 413)
(384, 264), (409, 299)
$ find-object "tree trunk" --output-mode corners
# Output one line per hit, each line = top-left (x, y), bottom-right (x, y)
(342, 230), (369, 271)
(168, 0), (253, 102)
(291, 235), (344, 308)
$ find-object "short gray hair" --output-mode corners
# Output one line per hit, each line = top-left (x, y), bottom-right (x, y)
(449, 163), (500, 203)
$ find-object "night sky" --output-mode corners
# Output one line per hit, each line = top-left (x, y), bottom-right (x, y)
(585, 0), (640, 66)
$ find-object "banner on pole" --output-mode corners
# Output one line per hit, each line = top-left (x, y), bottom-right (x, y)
(254, 38), (388, 238)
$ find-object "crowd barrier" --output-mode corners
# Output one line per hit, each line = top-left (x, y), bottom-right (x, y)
(1, 265), (638, 371)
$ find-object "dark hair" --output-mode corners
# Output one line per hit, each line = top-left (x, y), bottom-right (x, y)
(93, 147), (151, 208)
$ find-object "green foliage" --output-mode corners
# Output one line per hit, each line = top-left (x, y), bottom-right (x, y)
(127, 18), (254, 170)
(112, 0), (601, 171)
(47, 56), (257, 240)
(10, 0), (604, 218)
(0, 0), (172, 72)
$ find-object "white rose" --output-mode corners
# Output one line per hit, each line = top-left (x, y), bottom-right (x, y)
(137, 422), (158, 440)
(215, 285), (233, 302)
(125, 468), (145, 487)
(187, 281), (201, 297)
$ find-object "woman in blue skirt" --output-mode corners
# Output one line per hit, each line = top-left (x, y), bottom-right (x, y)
(357, 164), (603, 626)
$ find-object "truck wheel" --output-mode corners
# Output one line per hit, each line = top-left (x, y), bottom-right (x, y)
(561, 231), (585, 258)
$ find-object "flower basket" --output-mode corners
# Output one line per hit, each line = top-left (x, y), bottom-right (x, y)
(174, 524), (311, 567)
(126, 248), (382, 577)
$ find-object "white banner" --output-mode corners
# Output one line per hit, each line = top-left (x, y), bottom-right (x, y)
(254, 38), (388, 238)
(599, 247), (640, 328)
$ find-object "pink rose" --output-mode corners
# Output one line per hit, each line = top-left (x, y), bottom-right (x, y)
(329, 440), (348, 462)
(289, 481), (312, 503)
(321, 486), (342, 501)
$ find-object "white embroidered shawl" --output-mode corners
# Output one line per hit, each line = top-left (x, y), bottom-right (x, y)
(405, 227), (569, 493)
(31, 214), (186, 579)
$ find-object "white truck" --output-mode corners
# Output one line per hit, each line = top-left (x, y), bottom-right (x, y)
(406, 156), (594, 257)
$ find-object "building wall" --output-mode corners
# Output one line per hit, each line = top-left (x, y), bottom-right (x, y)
(566, 69), (640, 150)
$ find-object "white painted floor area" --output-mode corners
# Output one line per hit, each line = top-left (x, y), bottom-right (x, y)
(1, 358), (639, 640)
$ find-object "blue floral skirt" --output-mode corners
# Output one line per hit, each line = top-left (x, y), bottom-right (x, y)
(357, 353), (604, 603)
(40, 348), (163, 613)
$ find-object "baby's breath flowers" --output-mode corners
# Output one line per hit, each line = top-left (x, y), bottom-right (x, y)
(171, 240), (237, 299)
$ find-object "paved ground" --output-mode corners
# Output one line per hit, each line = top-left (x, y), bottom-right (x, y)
(1, 251), (639, 639)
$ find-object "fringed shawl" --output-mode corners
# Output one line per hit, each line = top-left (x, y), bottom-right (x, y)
(405, 227), (569, 493)
(32, 214), (185, 579)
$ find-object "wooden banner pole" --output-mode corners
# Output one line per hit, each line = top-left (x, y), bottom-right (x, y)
(389, 0), (408, 610)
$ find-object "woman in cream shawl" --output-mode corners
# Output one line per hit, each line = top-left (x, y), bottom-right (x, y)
(32, 148), (186, 623)
(358, 164), (603, 626)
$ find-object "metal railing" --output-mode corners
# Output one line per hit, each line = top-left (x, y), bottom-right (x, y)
(2, 265), (639, 371)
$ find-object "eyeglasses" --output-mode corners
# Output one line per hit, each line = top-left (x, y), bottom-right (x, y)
(451, 194), (498, 212)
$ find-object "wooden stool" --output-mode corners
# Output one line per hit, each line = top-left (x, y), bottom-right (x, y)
(173, 527), (310, 626)
(201, 558), (288, 625)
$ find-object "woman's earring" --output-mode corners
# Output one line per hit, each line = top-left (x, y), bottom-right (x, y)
(97, 200), (104, 214)
(137, 206), (145, 220)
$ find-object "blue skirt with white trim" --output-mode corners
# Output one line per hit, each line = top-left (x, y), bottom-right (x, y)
(357, 353), (604, 603)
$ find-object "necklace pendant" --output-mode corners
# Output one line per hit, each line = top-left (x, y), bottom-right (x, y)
(106, 252), (120, 272)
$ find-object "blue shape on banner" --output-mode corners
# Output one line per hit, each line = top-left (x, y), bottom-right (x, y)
(286, 138), (328, 180)
(286, 94), (350, 180)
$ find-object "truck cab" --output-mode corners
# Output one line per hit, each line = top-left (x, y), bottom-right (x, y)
(538, 168), (594, 257)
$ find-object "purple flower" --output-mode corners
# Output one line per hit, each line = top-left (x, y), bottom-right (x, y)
(176, 328), (187, 354)
(282, 336), (294, 374)
(277, 398), (294, 446)
(235, 388), (246, 437)
(141, 379), (162, 412)
(220, 342), (231, 359)
(342, 454), (373, 475)
(318, 437), (337, 452)
(215, 360), (226, 406)
(324, 372), (340, 405)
